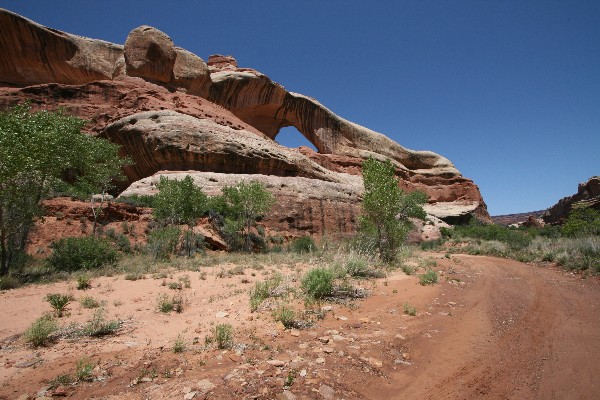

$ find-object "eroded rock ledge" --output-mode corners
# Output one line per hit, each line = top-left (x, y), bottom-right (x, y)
(0, 8), (491, 234)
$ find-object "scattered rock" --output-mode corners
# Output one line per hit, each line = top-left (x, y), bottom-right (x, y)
(267, 360), (285, 367)
(15, 358), (43, 368)
(318, 384), (335, 400)
(196, 379), (216, 394)
(215, 311), (229, 318)
(184, 391), (197, 400)
(360, 357), (383, 368)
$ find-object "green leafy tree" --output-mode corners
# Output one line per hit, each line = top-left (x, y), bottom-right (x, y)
(0, 104), (126, 275)
(562, 207), (600, 237)
(152, 176), (207, 226)
(359, 157), (427, 262)
(222, 181), (275, 252)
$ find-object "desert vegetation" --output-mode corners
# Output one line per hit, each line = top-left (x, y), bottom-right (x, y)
(425, 208), (600, 274)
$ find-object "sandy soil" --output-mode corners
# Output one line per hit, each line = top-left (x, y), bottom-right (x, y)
(0, 253), (598, 399)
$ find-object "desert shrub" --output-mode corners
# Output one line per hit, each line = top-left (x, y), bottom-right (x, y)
(124, 272), (143, 281)
(45, 293), (73, 317)
(249, 274), (283, 311)
(179, 275), (191, 288)
(76, 275), (92, 290)
(76, 357), (94, 382)
(273, 304), (296, 329)
(213, 324), (234, 349)
(157, 293), (174, 313)
(301, 268), (334, 300)
(47, 236), (118, 272)
(290, 236), (317, 254)
(83, 308), (120, 336)
(108, 232), (132, 253)
(0, 275), (19, 290)
(419, 269), (438, 285)
(403, 302), (417, 316)
(173, 334), (186, 353)
(156, 293), (184, 313)
(401, 264), (415, 275)
(79, 296), (100, 309)
(23, 315), (57, 347)
(345, 258), (381, 278)
(562, 207), (600, 237)
(420, 239), (444, 250)
(452, 222), (532, 250)
(146, 226), (180, 260)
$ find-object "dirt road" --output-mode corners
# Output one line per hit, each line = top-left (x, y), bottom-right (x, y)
(0, 254), (598, 399)
(376, 255), (600, 400)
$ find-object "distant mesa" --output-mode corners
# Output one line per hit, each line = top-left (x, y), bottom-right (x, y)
(492, 176), (599, 227)
(0, 8), (491, 238)
(543, 176), (600, 225)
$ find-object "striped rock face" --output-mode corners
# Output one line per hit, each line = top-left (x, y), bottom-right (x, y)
(0, 8), (490, 237)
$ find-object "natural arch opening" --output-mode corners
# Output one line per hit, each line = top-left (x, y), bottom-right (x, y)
(274, 126), (318, 152)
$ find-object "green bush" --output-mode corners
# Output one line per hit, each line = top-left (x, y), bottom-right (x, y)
(146, 226), (180, 260)
(83, 308), (120, 337)
(419, 269), (438, 285)
(403, 302), (417, 316)
(273, 304), (296, 329)
(157, 293), (174, 313)
(76, 275), (92, 290)
(562, 207), (600, 237)
(453, 222), (532, 250)
(79, 296), (100, 309)
(153, 175), (208, 226)
(301, 268), (334, 299)
(249, 274), (283, 311)
(47, 236), (118, 272)
(345, 258), (372, 278)
(173, 335), (186, 353)
(76, 357), (94, 382)
(213, 324), (234, 349)
(290, 236), (317, 254)
(23, 315), (57, 347)
(45, 293), (73, 317)
(0, 275), (20, 290)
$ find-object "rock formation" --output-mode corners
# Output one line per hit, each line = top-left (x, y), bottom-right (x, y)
(543, 176), (600, 225)
(0, 8), (491, 238)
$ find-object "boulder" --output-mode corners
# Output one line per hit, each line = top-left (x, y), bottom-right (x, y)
(124, 25), (176, 83)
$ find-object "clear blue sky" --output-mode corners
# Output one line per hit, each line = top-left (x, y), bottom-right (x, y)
(1, 0), (599, 215)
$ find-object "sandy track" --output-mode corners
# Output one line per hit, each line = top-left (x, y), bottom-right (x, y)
(379, 255), (600, 400)
(0, 254), (598, 399)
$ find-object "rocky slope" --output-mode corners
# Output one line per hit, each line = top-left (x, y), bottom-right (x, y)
(543, 176), (600, 225)
(0, 8), (491, 238)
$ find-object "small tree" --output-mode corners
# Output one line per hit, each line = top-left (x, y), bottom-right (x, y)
(152, 176), (208, 226)
(359, 157), (427, 262)
(0, 104), (126, 275)
(222, 181), (275, 252)
(562, 207), (600, 237)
